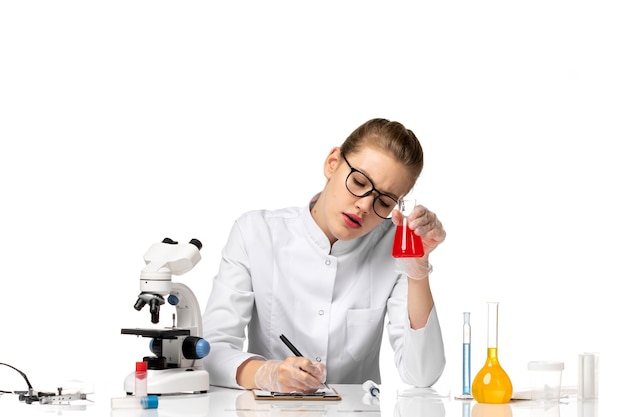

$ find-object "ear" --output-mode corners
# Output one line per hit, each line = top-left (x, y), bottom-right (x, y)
(323, 147), (342, 180)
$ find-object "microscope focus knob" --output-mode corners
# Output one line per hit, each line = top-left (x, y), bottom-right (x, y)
(182, 336), (210, 359)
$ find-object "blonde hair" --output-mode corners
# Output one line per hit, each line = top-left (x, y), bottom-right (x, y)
(340, 118), (424, 187)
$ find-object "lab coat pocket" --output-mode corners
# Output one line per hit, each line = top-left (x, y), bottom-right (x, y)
(346, 306), (385, 362)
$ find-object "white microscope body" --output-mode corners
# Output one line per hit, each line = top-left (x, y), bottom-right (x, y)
(122, 238), (210, 395)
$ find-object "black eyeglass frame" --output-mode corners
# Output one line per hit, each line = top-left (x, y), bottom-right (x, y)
(342, 153), (399, 219)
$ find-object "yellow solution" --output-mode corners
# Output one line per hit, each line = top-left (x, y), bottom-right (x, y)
(472, 347), (513, 404)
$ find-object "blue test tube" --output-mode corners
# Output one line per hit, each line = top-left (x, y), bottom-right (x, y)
(463, 312), (471, 396)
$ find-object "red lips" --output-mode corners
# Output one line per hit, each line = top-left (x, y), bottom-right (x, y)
(343, 213), (362, 229)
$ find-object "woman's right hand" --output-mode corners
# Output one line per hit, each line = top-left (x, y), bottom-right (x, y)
(254, 357), (326, 393)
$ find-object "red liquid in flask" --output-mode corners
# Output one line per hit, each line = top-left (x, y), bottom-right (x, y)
(392, 223), (424, 258)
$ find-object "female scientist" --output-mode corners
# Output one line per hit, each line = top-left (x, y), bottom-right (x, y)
(202, 118), (446, 392)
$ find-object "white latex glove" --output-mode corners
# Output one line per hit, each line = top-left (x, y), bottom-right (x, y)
(391, 204), (446, 280)
(254, 357), (327, 393)
(395, 257), (433, 280)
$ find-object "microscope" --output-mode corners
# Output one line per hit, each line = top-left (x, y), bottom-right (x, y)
(121, 238), (210, 395)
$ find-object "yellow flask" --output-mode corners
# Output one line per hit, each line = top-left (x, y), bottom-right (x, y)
(471, 302), (513, 404)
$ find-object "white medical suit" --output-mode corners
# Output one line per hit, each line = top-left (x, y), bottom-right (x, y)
(202, 204), (445, 389)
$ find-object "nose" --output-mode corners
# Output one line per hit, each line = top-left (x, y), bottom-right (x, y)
(355, 194), (376, 214)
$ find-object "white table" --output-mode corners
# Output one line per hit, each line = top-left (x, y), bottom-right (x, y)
(0, 383), (600, 417)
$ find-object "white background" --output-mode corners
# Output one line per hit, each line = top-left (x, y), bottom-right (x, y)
(1, 0), (623, 405)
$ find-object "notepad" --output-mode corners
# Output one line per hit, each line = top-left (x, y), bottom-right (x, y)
(253, 386), (341, 401)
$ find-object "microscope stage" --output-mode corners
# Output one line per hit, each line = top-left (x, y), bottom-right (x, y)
(121, 328), (191, 339)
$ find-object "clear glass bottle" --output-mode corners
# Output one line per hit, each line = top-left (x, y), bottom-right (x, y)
(471, 302), (513, 404)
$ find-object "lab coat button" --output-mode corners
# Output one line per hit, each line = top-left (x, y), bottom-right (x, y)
(315, 357), (322, 362)
(318, 310), (324, 315)
(325, 259), (331, 266)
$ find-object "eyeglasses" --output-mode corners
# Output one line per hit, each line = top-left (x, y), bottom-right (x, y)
(342, 153), (398, 219)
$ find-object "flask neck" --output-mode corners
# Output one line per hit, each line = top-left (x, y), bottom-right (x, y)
(486, 302), (499, 348)
(485, 347), (500, 363)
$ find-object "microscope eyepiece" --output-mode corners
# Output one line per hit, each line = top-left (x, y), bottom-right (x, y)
(160, 237), (201, 249)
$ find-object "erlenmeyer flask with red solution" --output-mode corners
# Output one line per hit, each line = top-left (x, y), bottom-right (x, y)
(391, 198), (424, 258)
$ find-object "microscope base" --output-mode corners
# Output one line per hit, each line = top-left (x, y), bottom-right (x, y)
(124, 368), (210, 395)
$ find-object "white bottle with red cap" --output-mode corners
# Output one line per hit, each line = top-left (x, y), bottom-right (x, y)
(135, 361), (148, 397)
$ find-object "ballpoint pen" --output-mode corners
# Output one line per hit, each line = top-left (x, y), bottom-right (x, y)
(279, 334), (303, 357)
(279, 334), (331, 391)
